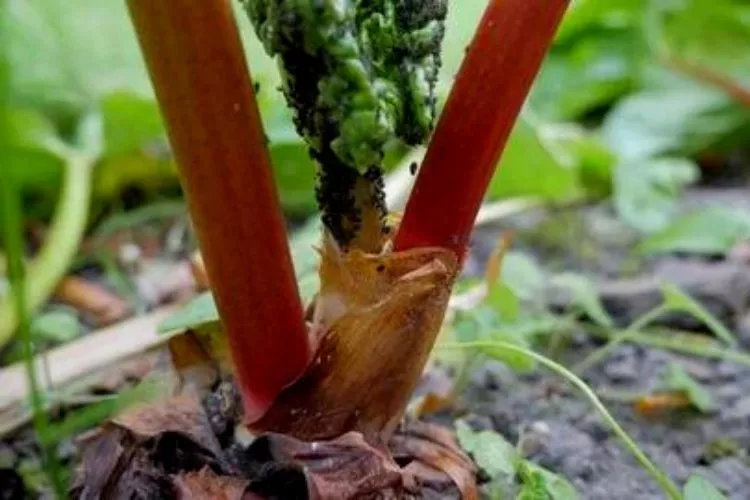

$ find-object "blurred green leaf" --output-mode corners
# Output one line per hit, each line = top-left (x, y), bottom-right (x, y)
(613, 157), (698, 233)
(525, 463), (579, 500)
(158, 292), (219, 335)
(653, 0), (750, 78)
(488, 119), (582, 202)
(482, 332), (537, 373)
(455, 420), (518, 478)
(661, 283), (736, 346)
(6, 109), (64, 193)
(662, 362), (714, 412)
(550, 126), (617, 199)
(552, 273), (613, 328)
(269, 143), (318, 216)
(100, 92), (164, 156)
(7, 0), (152, 117)
(683, 474), (727, 500)
(501, 252), (547, 303)
(516, 461), (552, 500)
(533, 33), (643, 121)
(638, 207), (750, 255)
(30, 309), (81, 343)
(486, 282), (520, 322)
(602, 87), (750, 160)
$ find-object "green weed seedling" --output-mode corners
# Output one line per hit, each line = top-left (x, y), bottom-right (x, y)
(444, 341), (682, 500)
(455, 419), (578, 500)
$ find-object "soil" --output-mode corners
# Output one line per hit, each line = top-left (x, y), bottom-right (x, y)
(455, 186), (750, 499)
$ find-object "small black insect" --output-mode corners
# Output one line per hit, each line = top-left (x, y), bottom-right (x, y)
(409, 161), (418, 175)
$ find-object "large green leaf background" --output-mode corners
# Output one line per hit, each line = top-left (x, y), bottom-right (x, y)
(5, 0), (622, 223)
(5, 0), (750, 232)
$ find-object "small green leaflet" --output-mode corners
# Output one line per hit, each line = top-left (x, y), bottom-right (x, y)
(662, 363), (714, 413)
(551, 273), (614, 328)
(516, 462), (551, 500)
(683, 475), (727, 500)
(639, 207), (750, 256)
(455, 421), (578, 500)
(158, 292), (219, 335)
(455, 420), (517, 478)
(661, 283), (737, 347)
(31, 309), (81, 343)
(612, 157), (698, 234)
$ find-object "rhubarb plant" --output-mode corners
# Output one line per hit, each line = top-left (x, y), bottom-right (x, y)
(127, 0), (568, 448)
(72, 0), (572, 496)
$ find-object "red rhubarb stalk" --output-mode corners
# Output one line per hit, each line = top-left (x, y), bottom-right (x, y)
(127, 0), (310, 421)
(395, 0), (570, 258)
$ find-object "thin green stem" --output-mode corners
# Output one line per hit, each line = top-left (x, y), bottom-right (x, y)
(0, 152), (95, 349)
(586, 325), (750, 368)
(441, 341), (681, 500)
(1, 150), (66, 498)
(573, 305), (668, 375)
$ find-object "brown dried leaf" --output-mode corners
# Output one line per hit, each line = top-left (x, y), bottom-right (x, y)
(390, 421), (478, 500)
(113, 394), (221, 456)
(92, 354), (159, 394)
(54, 275), (130, 326)
(174, 467), (255, 500)
(71, 395), (226, 499)
(246, 431), (412, 499)
(633, 392), (693, 418)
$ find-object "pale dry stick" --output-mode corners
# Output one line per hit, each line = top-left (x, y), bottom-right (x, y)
(0, 304), (180, 411)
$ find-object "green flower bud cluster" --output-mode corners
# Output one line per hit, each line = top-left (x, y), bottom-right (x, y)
(241, 0), (447, 171)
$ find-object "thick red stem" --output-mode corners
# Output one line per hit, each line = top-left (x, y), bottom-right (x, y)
(127, 0), (310, 421)
(394, 0), (570, 258)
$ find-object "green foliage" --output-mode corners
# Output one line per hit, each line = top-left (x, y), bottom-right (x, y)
(683, 475), (728, 500)
(661, 363), (714, 413)
(650, 0), (750, 77)
(639, 207), (750, 255)
(601, 87), (750, 161)
(30, 309), (81, 343)
(448, 340), (681, 499)
(455, 420), (579, 500)
(158, 292), (219, 336)
(488, 119), (583, 202)
(551, 273), (614, 328)
(455, 420), (517, 478)
(524, 463), (579, 500)
(533, 0), (647, 121)
(660, 283), (737, 347)
(613, 157), (698, 233)
(500, 252), (546, 303)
